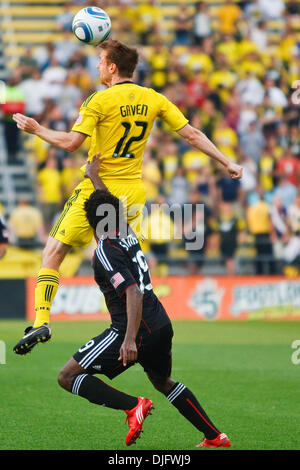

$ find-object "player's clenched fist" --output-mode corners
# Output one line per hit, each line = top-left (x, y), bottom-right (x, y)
(12, 113), (40, 134)
(226, 161), (243, 179)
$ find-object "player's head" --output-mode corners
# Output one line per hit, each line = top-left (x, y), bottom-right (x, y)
(84, 190), (125, 239)
(97, 39), (138, 85)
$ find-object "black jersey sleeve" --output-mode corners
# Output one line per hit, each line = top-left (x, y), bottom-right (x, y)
(94, 239), (138, 297)
(0, 214), (8, 244)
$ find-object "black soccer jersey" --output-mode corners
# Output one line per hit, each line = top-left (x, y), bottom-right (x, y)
(93, 230), (171, 335)
(0, 213), (8, 244)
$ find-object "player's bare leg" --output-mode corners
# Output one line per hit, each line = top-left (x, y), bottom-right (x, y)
(13, 237), (71, 355)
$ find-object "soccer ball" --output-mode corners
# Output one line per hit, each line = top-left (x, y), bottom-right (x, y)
(72, 6), (111, 46)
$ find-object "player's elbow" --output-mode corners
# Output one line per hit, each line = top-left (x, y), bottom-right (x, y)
(64, 139), (80, 153)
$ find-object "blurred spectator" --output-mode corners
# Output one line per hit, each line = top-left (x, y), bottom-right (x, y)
(217, 0), (242, 35)
(167, 166), (189, 207)
(283, 192), (300, 270)
(277, 122), (290, 151)
(195, 165), (216, 207)
(244, 0), (264, 27)
(183, 189), (212, 275)
(216, 201), (243, 275)
(19, 68), (49, 118)
(142, 150), (162, 204)
(272, 175), (298, 210)
(258, 148), (276, 193)
(264, 77), (288, 108)
(135, 0), (161, 45)
(251, 20), (268, 51)
(18, 47), (38, 81)
(193, 2), (212, 45)
(173, 4), (193, 46)
(269, 195), (289, 259)
(142, 195), (175, 274)
(216, 169), (242, 207)
(239, 120), (266, 163)
(61, 156), (83, 200)
(56, 3), (74, 32)
(246, 192), (275, 274)
(54, 30), (80, 67)
(240, 153), (258, 195)
(287, 193), (300, 234)
(235, 71), (265, 107)
(276, 148), (300, 187)
(1, 71), (25, 164)
(258, 0), (285, 20)
(286, 0), (300, 16)
(212, 118), (238, 162)
(149, 41), (169, 91)
(37, 149), (62, 232)
(9, 199), (46, 248)
(289, 124), (300, 157)
(0, 211), (9, 259)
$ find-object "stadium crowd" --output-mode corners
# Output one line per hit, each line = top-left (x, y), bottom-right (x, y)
(1, 0), (300, 276)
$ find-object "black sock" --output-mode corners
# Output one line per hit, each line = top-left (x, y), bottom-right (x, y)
(71, 373), (138, 410)
(165, 382), (220, 440)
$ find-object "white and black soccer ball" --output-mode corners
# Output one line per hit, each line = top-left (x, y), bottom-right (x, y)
(72, 6), (111, 46)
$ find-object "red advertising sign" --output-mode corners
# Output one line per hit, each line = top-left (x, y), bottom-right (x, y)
(26, 276), (300, 322)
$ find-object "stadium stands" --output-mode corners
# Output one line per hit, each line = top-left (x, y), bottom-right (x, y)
(0, 0), (300, 278)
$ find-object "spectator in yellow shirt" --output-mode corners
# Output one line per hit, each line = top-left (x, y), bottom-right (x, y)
(135, 0), (162, 45)
(217, 0), (242, 35)
(37, 148), (62, 232)
(142, 194), (175, 274)
(246, 192), (275, 274)
(212, 118), (238, 162)
(9, 199), (46, 248)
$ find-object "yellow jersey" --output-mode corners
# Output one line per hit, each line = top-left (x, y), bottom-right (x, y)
(72, 82), (188, 182)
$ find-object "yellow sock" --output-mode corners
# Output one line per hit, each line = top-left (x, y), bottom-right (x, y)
(33, 268), (59, 327)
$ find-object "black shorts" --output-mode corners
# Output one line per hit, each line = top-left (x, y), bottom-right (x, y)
(73, 323), (173, 381)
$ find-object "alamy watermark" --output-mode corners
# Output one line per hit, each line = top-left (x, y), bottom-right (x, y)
(0, 340), (6, 364)
(291, 81), (300, 105)
(291, 340), (300, 365)
(94, 200), (205, 251)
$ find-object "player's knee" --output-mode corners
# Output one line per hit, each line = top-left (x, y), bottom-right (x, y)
(42, 238), (69, 268)
(149, 376), (176, 394)
(57, 367), (74, 392)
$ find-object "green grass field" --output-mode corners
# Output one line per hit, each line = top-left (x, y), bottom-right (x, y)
(0, 320), (299, 451)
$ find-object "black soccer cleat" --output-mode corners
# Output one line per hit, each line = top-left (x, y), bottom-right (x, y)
(13, 323), (51, 355)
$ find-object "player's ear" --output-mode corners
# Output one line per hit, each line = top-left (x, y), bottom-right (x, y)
(110, 62), (117, 74)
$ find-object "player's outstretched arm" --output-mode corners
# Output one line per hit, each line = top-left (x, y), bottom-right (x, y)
(12, 113), (86, 152)
(118, 284), (143, 367)
(84, 153), (109, 191)
(177, 124), (243, 179)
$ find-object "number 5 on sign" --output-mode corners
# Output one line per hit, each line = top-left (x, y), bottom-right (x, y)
(0, 341), (6, 364)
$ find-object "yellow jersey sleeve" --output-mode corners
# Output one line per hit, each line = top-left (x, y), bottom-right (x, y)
(72, 92), (102, 137)
(156, 92), (188, 131)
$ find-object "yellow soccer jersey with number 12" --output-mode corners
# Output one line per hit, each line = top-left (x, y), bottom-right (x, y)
(72, 81), (189, 183)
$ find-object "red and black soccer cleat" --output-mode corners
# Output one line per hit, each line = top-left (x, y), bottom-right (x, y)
(124, 397), (154, 446)
(196, 432), (231, 448)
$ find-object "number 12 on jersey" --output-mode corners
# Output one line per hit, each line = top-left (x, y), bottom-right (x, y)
(113, 121), (148, 159)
